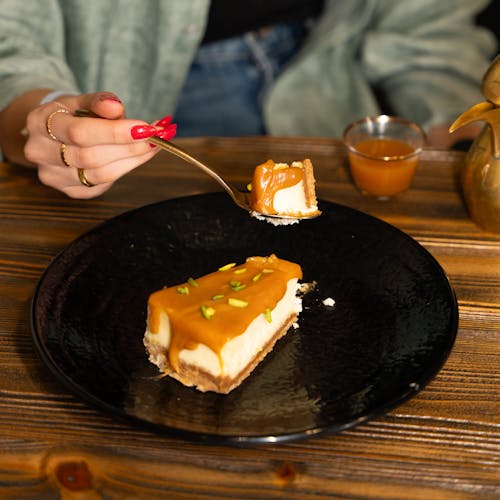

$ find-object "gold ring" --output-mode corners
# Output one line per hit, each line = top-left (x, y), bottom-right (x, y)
(46, 108), (69, 141)
(77, 168), (95, 187)
(60, 143), (71, 167)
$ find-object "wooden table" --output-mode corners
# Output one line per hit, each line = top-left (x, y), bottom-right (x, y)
(0, 137), (499, 499)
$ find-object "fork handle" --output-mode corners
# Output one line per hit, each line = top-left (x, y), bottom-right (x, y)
(147, 136), (236, 197)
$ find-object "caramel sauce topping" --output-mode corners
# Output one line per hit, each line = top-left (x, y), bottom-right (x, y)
(147, 255), (302, 371)
(250, 160), (305, 214)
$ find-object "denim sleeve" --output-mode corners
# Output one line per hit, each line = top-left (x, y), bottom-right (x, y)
(0, 0), (210, 123)
(265, 0), (497, 136)
(361, 0), (497, 128)
(0, 1), (80, 112)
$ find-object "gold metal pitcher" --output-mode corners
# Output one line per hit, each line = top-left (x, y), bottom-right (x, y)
(449, 55), (500, 233)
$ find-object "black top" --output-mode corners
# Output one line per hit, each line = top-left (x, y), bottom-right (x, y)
(202, 0), (325, 43)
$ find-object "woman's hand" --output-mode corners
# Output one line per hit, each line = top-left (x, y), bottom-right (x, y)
(24, 92), (176, 198)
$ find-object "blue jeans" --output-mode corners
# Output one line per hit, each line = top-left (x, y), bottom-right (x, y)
(173, 23), (308, 137)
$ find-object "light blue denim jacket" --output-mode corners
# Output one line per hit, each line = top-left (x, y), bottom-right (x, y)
(0, 0), (496, 137)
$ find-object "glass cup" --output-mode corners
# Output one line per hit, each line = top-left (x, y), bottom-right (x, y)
(343, 115), (426, 199)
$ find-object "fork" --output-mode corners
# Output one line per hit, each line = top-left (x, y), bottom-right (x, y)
(75, 109), (315, 222)
(148, 136), (322, 223)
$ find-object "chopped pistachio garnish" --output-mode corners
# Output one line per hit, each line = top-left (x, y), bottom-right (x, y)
(264, 308), (272, 323)
(200, 305), (216, 320)
(228, 297), (248, 308)
(218, 263), (236, 271)
(211, 294), (225, 300)
(262, 269), (274, 274)
(187, 277), (199, 287)
(233, 268), (247, 275)
(229, 280), (246, 291)
(176, 286), (189, 295)
(252, 272), (262, 282)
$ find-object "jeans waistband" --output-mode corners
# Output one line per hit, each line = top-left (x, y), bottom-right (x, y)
(193, 21), (309, 65)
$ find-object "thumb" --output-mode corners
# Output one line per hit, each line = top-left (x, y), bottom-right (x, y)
(80, 92), (125, 120)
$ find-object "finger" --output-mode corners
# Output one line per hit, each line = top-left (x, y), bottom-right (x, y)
(62, 182), (114, 199)
(25, 103), (71, 145)
(37, 150), (151, 199)
(31, 137), (156, 169)
(72, 143), (159, 174)
(75, 142), (158, 169)
(31, 104), (159, 147)
(37, 162), (112, 199)
(39, 143), (158, 189)
(24, 133), (63, 166)
(81, 92), (126, 120)
(75, 149), (159, 185)
(54, 92), (126, 120)
(68, 116), (158, 146)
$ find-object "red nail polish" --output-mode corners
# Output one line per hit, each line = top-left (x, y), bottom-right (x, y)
(131, 124), (157, 139)
(156, 115), (172, 128)
(156, 124), (177, 141)
(167, 123), (177, 136)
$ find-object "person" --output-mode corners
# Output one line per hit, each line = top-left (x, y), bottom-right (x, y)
(477, 1), (500, 50)
(0, 0), (496, 199)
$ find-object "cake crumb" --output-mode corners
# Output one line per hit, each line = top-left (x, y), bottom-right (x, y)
(298, 281), (316, 294)
(251, 212), (300, 226)
(322, 297), (335, 307)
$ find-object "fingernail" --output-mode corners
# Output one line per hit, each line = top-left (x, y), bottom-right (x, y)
(131, 124), (157, 140)
(156, 115), (172, 128)
(100, 94), (122, 103)
(156, 124), (177, 141)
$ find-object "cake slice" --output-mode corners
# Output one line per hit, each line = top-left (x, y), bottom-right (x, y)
(250, 159), (321, 218)
(144, 255), (303, 394)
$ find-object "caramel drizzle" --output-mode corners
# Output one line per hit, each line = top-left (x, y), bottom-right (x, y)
(147, 255), (302, 372)
(250, 160), (305, 214)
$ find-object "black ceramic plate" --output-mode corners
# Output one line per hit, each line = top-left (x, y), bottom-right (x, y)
(31, 193), (458, 444)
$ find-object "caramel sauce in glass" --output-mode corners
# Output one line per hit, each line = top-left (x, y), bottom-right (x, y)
(250, 160), (304, 214)
(348, 138), (419, 197)
(147, 255), (302, 371)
